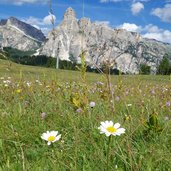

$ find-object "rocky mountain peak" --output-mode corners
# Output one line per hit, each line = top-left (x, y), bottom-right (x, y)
(60, 7), (79, 32)
(40, 7), (171, 74)
(0, 19), (7, 26)
(64, 7), (77, 20)
(0, 17), (45, 51)
(5, 17), (46, 42)
(7, 17), (19, 24)
(79, 18), (91, 29)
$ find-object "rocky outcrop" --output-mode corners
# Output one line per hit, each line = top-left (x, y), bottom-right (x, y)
(40, 7), (171, 74)
(0, 17), (45, 51)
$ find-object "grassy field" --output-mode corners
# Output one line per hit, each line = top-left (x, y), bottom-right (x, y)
(0, 59), (171, 171)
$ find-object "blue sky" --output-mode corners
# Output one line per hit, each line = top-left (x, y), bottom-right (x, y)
(0, 0), (171, 43)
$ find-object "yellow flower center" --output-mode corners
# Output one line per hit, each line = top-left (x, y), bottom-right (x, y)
(48, 136), (55, 142)
(107, 126), (117, 133)
(16, 89), (22, 93)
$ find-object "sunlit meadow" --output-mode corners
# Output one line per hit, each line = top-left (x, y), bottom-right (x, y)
(0, 59), (171, 171)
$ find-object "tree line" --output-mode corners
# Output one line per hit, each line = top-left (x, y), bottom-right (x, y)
(2, 47), (171, 75)
(140, 54), (171, 75)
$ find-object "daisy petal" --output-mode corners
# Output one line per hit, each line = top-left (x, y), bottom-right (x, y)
(117, 128), (125, 134)
(108, 121), (114, 127)
(101, 121), (107, 127)
(114, 123), (120, 129)
(51, 131), (58, 137)
(55, 134), (61, 141)
(105, 132), (111, 137)
(47, 141), (51, 145)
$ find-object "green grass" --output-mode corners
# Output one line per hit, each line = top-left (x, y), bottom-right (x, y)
(0, 59), (171, 171)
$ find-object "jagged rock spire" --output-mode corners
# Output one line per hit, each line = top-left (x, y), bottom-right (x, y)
(63, 7), (77, 20)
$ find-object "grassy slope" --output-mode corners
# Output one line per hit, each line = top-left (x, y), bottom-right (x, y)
(0, 59), (170, 83)
(0, 59), (171, 171)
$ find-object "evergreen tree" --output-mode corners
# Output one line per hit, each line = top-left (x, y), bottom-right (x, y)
(140, 64), (151, 75)
(157, 54), (170, 75)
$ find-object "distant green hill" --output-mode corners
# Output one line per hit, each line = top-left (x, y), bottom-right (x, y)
(3, 47), (35, 59)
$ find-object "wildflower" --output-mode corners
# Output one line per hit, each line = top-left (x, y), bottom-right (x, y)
(164, 116), (169, 121)
(76, 108), (83, 113)
(115, 165), (118, 169)
(96, 81), (104, 86)
(16, 89), (22, 93)
(125, 91), (129, 96)
(41, 112), (46, 119)
(127, 104), (132, 107)
(26, 82), (31, 87)
(41, 131), (61, 146)
(98, 121), (125, 136)
(3, 80), (11, 84)
(124, 114), (130, 121)
(89, 101), (96, 108)
(24, 101), (29, 107)
(166, 101), (170, 107)
(151, 89), (155, 95)
(115, 96), (120, 101)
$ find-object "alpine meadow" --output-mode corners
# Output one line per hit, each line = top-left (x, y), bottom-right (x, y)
(0, 58), (170, 170)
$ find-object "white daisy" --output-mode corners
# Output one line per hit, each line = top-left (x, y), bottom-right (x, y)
(98, 121), (125, 137)
(41, 131), (61, 145)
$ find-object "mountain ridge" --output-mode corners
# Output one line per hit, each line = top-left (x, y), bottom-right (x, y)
(0, 17), (45, 51)
(39, 7), (171, 74)
(0, 8), (171, 74)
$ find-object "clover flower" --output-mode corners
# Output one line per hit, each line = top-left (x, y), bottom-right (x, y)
(76, 108), (83, 113)
(166, 101), (170, 107)
(89, 101), (96, 108)
(41, 112), (46, 119)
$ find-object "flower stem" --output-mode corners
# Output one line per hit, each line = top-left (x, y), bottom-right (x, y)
(107, 135), (112, 171)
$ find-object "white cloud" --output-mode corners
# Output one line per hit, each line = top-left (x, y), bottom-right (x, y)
(41, 27), (52, 35)
(142, 24), (162, 33)
(100, 0), (127, 2)
(43, 13), (56, 25)
(165, 0), (171, 3)
(118, 23), (141, 32)
(23, 14), (56, 27)
(142, 24), (171, 43)
(0, 0), (49, 5)
(24, 16), (44, 26)
(131, 2), (144, 15)
(117, 23), (171, 44)
(100, 0), (149, 2)
(151, 4), (171, 23)
(22, 15), (56, 35)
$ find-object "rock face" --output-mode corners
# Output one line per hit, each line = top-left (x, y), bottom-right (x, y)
(0, 17), (45, 51)
(40, 8), (171, 73)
